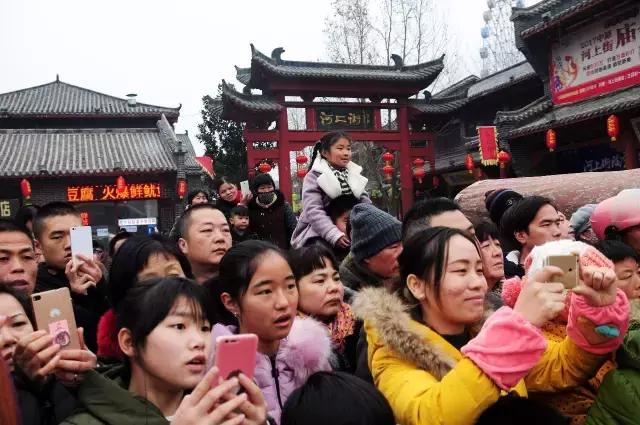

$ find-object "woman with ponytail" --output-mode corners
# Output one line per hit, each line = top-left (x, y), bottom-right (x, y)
(291, 131), (370, 250)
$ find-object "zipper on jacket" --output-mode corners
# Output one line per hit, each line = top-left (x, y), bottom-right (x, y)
(269, 356), (284, 409)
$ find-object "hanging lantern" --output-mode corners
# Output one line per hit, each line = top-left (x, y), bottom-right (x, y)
(177, 179), (187, 199)
(258, 162), (272, 174)
(607, 115), (619, 142)
(497, 150), (512, 169)
(296, 154), (308, 165)
(413, 167), (426, 183)
(382, 151), (394, 165)
(412, 158), (426, 183)
(20, 179), (32, 200)
(432, 175), (440, 188)
(382, 164), (394, 181)
(116, 176), (126, 194)
(465, 154), (475, 174)
(296, 168), (308, 179)
(546, 129), (557, 152)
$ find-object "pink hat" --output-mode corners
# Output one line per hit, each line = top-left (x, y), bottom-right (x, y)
(591, 189), (640, 240)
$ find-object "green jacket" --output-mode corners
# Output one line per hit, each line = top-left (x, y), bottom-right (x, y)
(61, 365), (169, 425)
(585, 322), (640, 425)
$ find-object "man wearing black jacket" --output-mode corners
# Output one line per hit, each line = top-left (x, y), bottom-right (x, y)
(33, 203), (108, 353)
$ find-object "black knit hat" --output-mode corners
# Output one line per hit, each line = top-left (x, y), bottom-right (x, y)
(485, 189), (523, 225)
(251, 173), (275, 194)
(350, 204), (402, 262)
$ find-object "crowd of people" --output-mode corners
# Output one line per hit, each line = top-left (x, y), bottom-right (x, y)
(1, 130), (639, 425)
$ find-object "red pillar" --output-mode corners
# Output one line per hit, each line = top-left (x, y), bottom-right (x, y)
(397, 102), (412, 215)
(244, 129), (256, 180)
(624, 134), (637, 170)
(277, 104), (292, 202)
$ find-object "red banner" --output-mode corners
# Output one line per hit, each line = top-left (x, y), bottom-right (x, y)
(478, 126), (498, 166)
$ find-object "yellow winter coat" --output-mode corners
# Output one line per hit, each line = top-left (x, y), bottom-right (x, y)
(352, 287), (606, 425)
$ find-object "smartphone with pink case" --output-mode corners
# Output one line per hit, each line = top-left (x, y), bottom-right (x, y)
(214, 333), (258, 380)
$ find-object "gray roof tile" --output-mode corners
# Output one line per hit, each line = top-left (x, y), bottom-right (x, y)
(502, 85), (640, 138)
(467, 62), (536, 98)
(248, 45), (444, 86)
(0, 80), (180, 118)
(512, 0), (607, 39)
(0, 128), (176, 177)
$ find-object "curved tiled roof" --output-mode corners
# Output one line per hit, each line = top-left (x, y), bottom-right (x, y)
(467, 62), (536, 98)
(501, 85), (640, 138)
(247, 44), (444, 87)
(409, 95), (469, 114)
(0, 80), (180, 119)
(0, 128), (176, 177)
(512, 0), (608, 39)
(218, 81), (282, 121)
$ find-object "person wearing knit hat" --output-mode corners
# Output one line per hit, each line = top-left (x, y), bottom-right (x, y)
(339, 204), (403, 292)
(246, 173), (298, 249)
(569, 204), (597, 244)
(484, 188), (523, 226)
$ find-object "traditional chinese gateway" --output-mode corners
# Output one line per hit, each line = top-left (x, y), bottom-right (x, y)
(0, 78), (212, 238)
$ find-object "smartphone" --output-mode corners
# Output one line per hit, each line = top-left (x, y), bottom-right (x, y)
(31, 288), (81, 350)
(70, 226), (93, 265)
(544, 254), (579, 289)
(240, 180), (250, 197)
(214, 333), (258, 380)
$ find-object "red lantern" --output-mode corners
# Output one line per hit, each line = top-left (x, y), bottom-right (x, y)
(432, 175), (440, 188)
(258, 162), (272, 174)
(116, 176), (126, 194)
(546, 129), (557, 152)
(412, 158), (425, 168)
(497, 150), (512, 169)
(177, 179), (187, 199)
(607, 115), (619, 142)
(382, 164), (394, 181)
(382, 151), (394, 164)
(296, 168), (308, 179)
(20, 179), (32, 199)
(296, 154), (308, 165)
(465, 154), (474, 174)
(413, 167), (426, 183)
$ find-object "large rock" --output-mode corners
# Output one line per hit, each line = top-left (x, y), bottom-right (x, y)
(454, 169), (640, 220)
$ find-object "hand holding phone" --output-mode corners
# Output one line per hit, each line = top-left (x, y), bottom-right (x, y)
(213, 333), (258, 380)
(70, 226), (93, 266)
(31, 288), (81, 351)
(543, 255), (579, 289)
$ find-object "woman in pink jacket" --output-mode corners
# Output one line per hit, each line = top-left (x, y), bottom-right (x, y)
(206, 240), (332, 424)
(291, 131), (370, 250)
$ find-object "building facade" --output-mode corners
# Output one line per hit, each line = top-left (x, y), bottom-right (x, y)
(0, 78), (210, 240)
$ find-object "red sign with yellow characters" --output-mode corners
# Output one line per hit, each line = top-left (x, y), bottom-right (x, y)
(67, 183), (161, 203)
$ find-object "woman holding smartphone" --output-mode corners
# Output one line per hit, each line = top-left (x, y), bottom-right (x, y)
(61, 277), (268, 425)
(208, 240), (332, 425)
(353, 227), (629, 425)
(0, 285), (95, 425)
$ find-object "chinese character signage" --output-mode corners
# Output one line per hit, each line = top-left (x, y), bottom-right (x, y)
(0, 199), (20, 219)
(315, 107), (374, 130)
(550, 6), (639, 104)
(67, 183), (161, 203)
(557, 144), (626, 174)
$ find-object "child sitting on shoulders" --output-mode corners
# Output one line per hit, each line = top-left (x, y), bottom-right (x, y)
(229, 205), (257, 245)
(291, 131), (370, 250)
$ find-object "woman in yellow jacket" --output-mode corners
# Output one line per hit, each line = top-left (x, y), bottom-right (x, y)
(353, 227), (629, 425)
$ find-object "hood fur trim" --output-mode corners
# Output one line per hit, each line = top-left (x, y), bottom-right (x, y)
(352, 287), (456, 380)
(312, 158), (368, 199)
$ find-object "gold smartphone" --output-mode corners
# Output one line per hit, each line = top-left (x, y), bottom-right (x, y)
(31, 288), (81, 350)
(543, 254), (579, 289)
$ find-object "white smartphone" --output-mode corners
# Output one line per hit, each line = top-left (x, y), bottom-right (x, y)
(70, 226), (93, 265)
(240, 180), (250, 196)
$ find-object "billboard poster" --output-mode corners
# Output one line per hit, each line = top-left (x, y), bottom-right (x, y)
(550, 6), (639, 104)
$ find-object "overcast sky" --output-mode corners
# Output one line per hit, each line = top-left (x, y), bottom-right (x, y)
(1, 0), (510, 155)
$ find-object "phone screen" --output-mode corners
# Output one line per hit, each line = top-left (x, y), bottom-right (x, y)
(70, 226), (93, 264)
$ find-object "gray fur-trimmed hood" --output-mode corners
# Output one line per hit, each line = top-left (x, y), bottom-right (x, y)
(352, 286), (496, 380)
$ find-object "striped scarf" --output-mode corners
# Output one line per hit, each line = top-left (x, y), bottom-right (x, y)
(329, 163), (352, 196)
